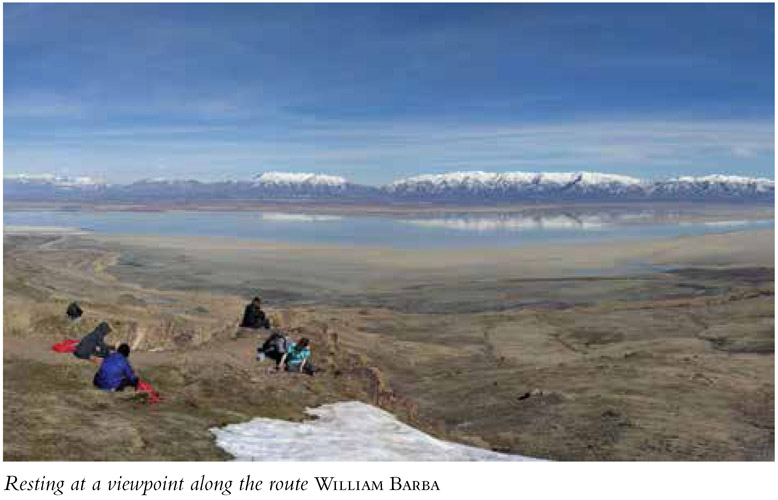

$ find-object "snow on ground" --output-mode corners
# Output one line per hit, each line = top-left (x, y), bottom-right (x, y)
(211, 401), (536, 461)
(254, 172), (348, 186)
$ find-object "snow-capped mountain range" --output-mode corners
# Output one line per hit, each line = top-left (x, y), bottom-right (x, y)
(253, 171), (349, 187)
(648, 174), (775, 200)
(386, 171), (647, 199)
(4, 171), (774, 203)
(386, 171), (775, 201)
(6, 173), (107, 188)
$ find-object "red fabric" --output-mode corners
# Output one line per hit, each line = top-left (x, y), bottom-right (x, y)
(52, 339), (79, 353)
(137, 381), (160, 404)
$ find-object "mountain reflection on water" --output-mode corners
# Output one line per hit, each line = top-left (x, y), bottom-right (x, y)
(400, 210), (699, 232)
(3, 208), (773, 248)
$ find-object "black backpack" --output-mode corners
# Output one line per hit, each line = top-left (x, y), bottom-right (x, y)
(261, 332), (287, 354)
(66, 302), (83, 320)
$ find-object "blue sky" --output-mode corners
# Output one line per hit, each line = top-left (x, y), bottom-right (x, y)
(3, 3), (775, 184)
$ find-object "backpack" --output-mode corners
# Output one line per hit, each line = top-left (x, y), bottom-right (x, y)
(66, 302), (83, 320)
(261, 332), (287, 355)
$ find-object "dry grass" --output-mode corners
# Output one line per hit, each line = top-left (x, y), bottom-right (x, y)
(4, 237), (432, 461)
(3, 233), (775, 461)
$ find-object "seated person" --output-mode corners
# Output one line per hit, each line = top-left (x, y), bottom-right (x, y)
(73, 322), (114, 362)
(93, 343), (139, 392)
(279, 337), (317, 376)
(240, 296), (270, 330)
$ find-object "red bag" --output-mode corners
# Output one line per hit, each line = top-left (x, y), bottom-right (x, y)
(52, 339), (79, 353)
(137, 381), (160, 404)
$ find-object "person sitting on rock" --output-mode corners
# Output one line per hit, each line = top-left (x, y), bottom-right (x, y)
(73, 321), (115, 362)
(66, 301), (83, 321)
(93, 343), (139, 392)
(279, 337), (317, 376)
(240, 296), (270, 330)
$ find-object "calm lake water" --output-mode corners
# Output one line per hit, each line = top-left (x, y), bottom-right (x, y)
(3, 209), (773, 249)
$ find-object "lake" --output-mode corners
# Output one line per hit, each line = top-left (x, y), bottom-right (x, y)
(3, 209), (773, 249)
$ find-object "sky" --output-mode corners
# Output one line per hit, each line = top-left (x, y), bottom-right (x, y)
(3, 3), (775, 185)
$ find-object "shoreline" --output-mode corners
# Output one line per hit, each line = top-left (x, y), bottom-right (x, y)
(3, 225), (92, 235)
(5, 226), (774, 288)
(5, 200), (775, 218)
(84, 226), (777, 270)
(5, 226), (772, 276)
(4, 204), (774, 260)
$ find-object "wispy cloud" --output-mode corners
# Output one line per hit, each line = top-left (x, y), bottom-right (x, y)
(3, 93), (86, 119)
(4, 3), (773, 184)
(4, 118), (773, 184)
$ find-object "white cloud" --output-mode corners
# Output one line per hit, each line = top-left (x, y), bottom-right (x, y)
(4, 118), (773, 184)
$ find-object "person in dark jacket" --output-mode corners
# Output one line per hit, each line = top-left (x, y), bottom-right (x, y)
(240, 296), (270, 329)
(66, 301), (83, 320)
(73, 322), (114, 361)
(256, 329), (288, 367)
(93, 343), (139, 392)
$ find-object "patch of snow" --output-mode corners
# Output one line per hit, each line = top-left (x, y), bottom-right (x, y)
(211, 401), (536, 461)
(575, 172), (644, 186)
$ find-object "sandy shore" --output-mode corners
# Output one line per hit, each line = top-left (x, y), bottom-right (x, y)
(3, 225), (90, 235)
(92, 227), (775, 274)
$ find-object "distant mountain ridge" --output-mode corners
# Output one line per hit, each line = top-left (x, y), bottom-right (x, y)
(386, 171), (646, 200)
(386, 171), (775, 201)
(4, 171), (774, 203)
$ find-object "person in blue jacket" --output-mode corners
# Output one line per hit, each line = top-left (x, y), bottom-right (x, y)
(279, 337), (317, 376)
(93, 343), (139, 392)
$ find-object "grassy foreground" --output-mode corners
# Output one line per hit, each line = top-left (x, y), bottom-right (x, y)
(4, 232), (775, 460)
